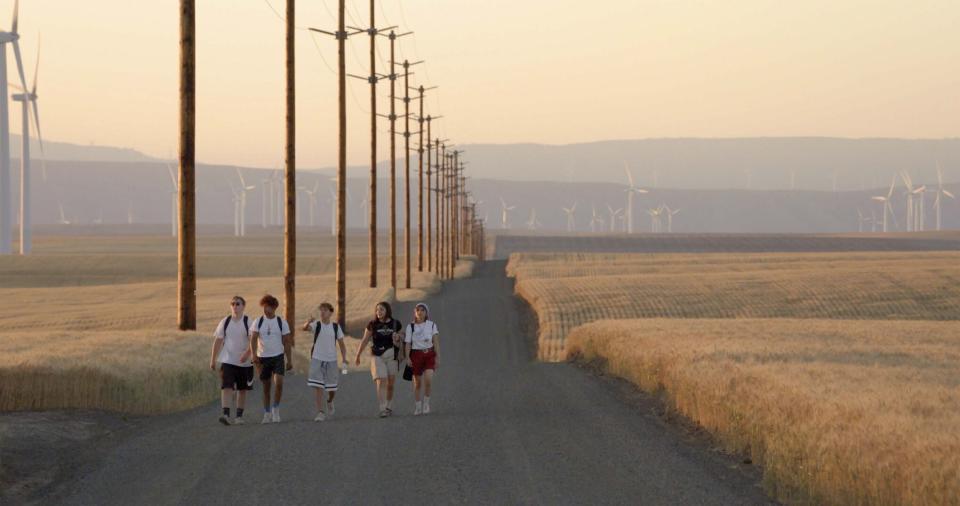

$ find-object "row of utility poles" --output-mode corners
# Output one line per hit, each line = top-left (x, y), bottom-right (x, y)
(176, 0), (486, 331)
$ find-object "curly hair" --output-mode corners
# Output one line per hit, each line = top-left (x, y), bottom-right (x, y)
(259, 294), (280, 309)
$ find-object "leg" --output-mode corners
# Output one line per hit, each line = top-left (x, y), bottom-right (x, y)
(274, 373), (285, 404)
(261, 378), (273, 410)
(236, 390), (247, 410)
(314, 387), (324, 412)
(423, 369), (434, 397)
(386, 375), (396, 402)
(413, 374), (423, 402)
(221, 387), (235, 412)
(374, 378), (385, 407)
(328, 390), (337, 403)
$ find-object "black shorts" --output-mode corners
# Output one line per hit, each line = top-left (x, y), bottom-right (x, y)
(258, 354), (286, 381)
(221, 363), (254, 391)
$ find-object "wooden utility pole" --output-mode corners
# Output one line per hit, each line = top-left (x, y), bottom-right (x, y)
(284, 0), (296, 339)
(413, 86), (435, 273)
(378, 30), (411, 292)
(178, 0), (196, 331)
(310, 1), (359, 326)
(399, 59), (422, 289)
(432, 135), (443, 274)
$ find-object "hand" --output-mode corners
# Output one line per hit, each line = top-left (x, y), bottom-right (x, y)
(285, 360), (293, 371)
(252, 356), (262, 365)
(354, 356), (361, 367)
(239, 350), (251, 363)
(209, 361), (216, 371)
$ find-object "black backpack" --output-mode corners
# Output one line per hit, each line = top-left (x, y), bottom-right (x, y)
(257, 315), (285, 336)
(313, 321), (341, 346)
(222, 315), (249, 335)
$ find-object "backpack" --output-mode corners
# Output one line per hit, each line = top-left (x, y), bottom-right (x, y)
(311, 321), (341, 357)
(257, 315), (285, 336)
(222, 315), (249, 335)
(408, 321), (436, 348)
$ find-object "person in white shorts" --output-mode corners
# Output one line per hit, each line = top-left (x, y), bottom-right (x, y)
(249, 294), (292, 424)
(404, 302), (440, 416)
(300, 302), (347, 422)
(355, 301), (403, 418)
(209, 295), (254, 426)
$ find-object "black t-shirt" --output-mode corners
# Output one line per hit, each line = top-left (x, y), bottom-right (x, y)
(367, 318), (402, 357)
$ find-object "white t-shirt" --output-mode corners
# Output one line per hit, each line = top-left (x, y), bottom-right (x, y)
(308, 321), (343, 362)
(214, 315), (253, 367)
(251, 316), (290, 358)
(405, 320), (439, 350)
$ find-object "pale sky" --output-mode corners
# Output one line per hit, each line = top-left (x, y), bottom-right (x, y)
(13, 0), (960, 168)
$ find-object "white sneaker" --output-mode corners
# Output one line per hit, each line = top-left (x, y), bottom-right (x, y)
(414, 403), (422, 416)
(261, 412), (272, 424)
(272, 408), (281, 423)
(218, 415), (231, 426)
(232, 417), (246, 425)
(314, 412), (326, 422)
(423, 399), (431, 415)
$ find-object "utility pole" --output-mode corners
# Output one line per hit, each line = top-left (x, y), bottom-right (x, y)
(413, 85), (436, 272)
(432, 135), (445, 274)
(178, 0), (196, 330)
(378, 30), (411, 291)
(349, 7), (395, 289)
(284, 0), (296, 340)
(311, 1), (362, 327)
(399, 59), (422, 289)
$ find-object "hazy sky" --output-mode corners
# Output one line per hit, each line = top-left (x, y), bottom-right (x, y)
(12, 0), (960, 168)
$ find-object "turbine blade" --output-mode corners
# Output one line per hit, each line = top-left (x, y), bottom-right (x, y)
(11, 40), (27, 93)
(624, 162), (634, 187)
(30, 99), (41, 152)
(944, 190), (956, 199)
(30, 35), (38, 95)
(11, 0), (18, 34)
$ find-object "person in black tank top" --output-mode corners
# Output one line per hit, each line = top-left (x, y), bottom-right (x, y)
(355, 302), (403, 417)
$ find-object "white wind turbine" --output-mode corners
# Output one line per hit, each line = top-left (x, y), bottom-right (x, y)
(647, 207), (662, 233)
(165, 164), (177, 237)
(663, 204), (680, 233)
(14, 41), (42, 254)
(526, 208), (541, 230)
(0, 0), (30, 254)
(56, 201), (69, 225)
(871, 176), (898, 233)
(228, 180), (241, 237)
(127, 200), (135, 225)
(304, 180), (320, 227)
(912, 184), (927, 232)
(589, 204), (604, 232)
(623, 162), (648, 234)
(607, 205), (622, 233)
(934, 163), (955, 231)
(260, 174), (272, 227)
(499, 197), (515, 230)
(235, 168), (255, 237)
(561, 201), (577, 233)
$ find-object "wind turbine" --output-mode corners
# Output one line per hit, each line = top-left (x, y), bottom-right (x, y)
(0, 0), (30, 254)
(127, 200), (135, 225)
(499, 197), (515, 230)
(647, 207), (662, 233)
(260, 174), (272, 227)
(235, 168), (255, 236)
(56, 201), (69, 225)
(589, 204), (604, 232)
(663, 205), (680, 233)
(166, 164), (177, 237)
(228, 180), (240, 237)
(526, 208), (541, 230)
(607, 205), (622, 233)
(13, 40), (42, 254)
(934, 163), (955, 231)
(900, 171), (916, 232)
(304, 180), (320, 227)
(912, 184), (927, 232)
(561, 201), (577, 233)
(624, 162), (648, 234)
(871, 176), (897, 232)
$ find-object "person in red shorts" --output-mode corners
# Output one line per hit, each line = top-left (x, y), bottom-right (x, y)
(404, 302), (440, 416)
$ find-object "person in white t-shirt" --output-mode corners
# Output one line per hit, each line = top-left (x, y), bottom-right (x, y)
(249, 294), (292, 424)
(300, 302), (347, 422)
(209, 295), (254, 426)
(404, 302), (440, 416)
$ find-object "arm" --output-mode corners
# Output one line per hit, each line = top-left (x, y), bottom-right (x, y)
(338, 338), (348, 365)
(249, 332), (261, 364)
(433, 333), (440, 368)
(210, 337), (224, 370)
(354, 329), (372, 366)
(301, 317), (316, 332)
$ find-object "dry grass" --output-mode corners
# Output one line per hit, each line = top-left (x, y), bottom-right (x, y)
(0, 232), (464, 414)
(508, 251), (960, 360)
(566, 319), (960, 505)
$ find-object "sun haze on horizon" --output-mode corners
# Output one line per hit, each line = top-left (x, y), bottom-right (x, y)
(11, 0), (960, 168)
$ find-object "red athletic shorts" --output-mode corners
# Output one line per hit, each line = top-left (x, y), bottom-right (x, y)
(409, 348), (436, 376)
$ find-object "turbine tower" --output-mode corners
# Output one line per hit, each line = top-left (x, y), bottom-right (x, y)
(0, 0), (30, 254)
(499, 197), (515, 230)
(235, 168), (255, 237)
(561, 201), (577, 233)
(623, 162), (647, 234)
(14, 41), (41, 254)
(607, 205), (622, 233)
(589, 204), (604, 232)
(871, 176), (898, 233)
(934, 163), (955, 231)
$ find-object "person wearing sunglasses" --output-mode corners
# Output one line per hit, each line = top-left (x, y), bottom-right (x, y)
(210, 295), (254, 425)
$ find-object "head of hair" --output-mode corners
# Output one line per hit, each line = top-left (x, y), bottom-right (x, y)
(260, 294), (280, 309)
(231, 295), (246, 306)
(414, 302), (429, 321)
(318, 302), (334, 313)
(376, 301), (393, 320)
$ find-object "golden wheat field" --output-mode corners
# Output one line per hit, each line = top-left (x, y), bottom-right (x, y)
(0, 232), (471, 414)
(566, 318), (960, 506)
(507, 251), (960, 360)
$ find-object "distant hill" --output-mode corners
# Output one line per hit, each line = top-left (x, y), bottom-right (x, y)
(459, 138), (960, 192)
(10, 134), (159, 163)
(8, 159), (959, 233)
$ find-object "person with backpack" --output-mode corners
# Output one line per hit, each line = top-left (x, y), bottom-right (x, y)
(300, 302), (347, 422)
(404, 302), (440, 416)
(354, 301), (403, 418)
(249, 294), (292, 424)
(209, 295), (254, 426)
